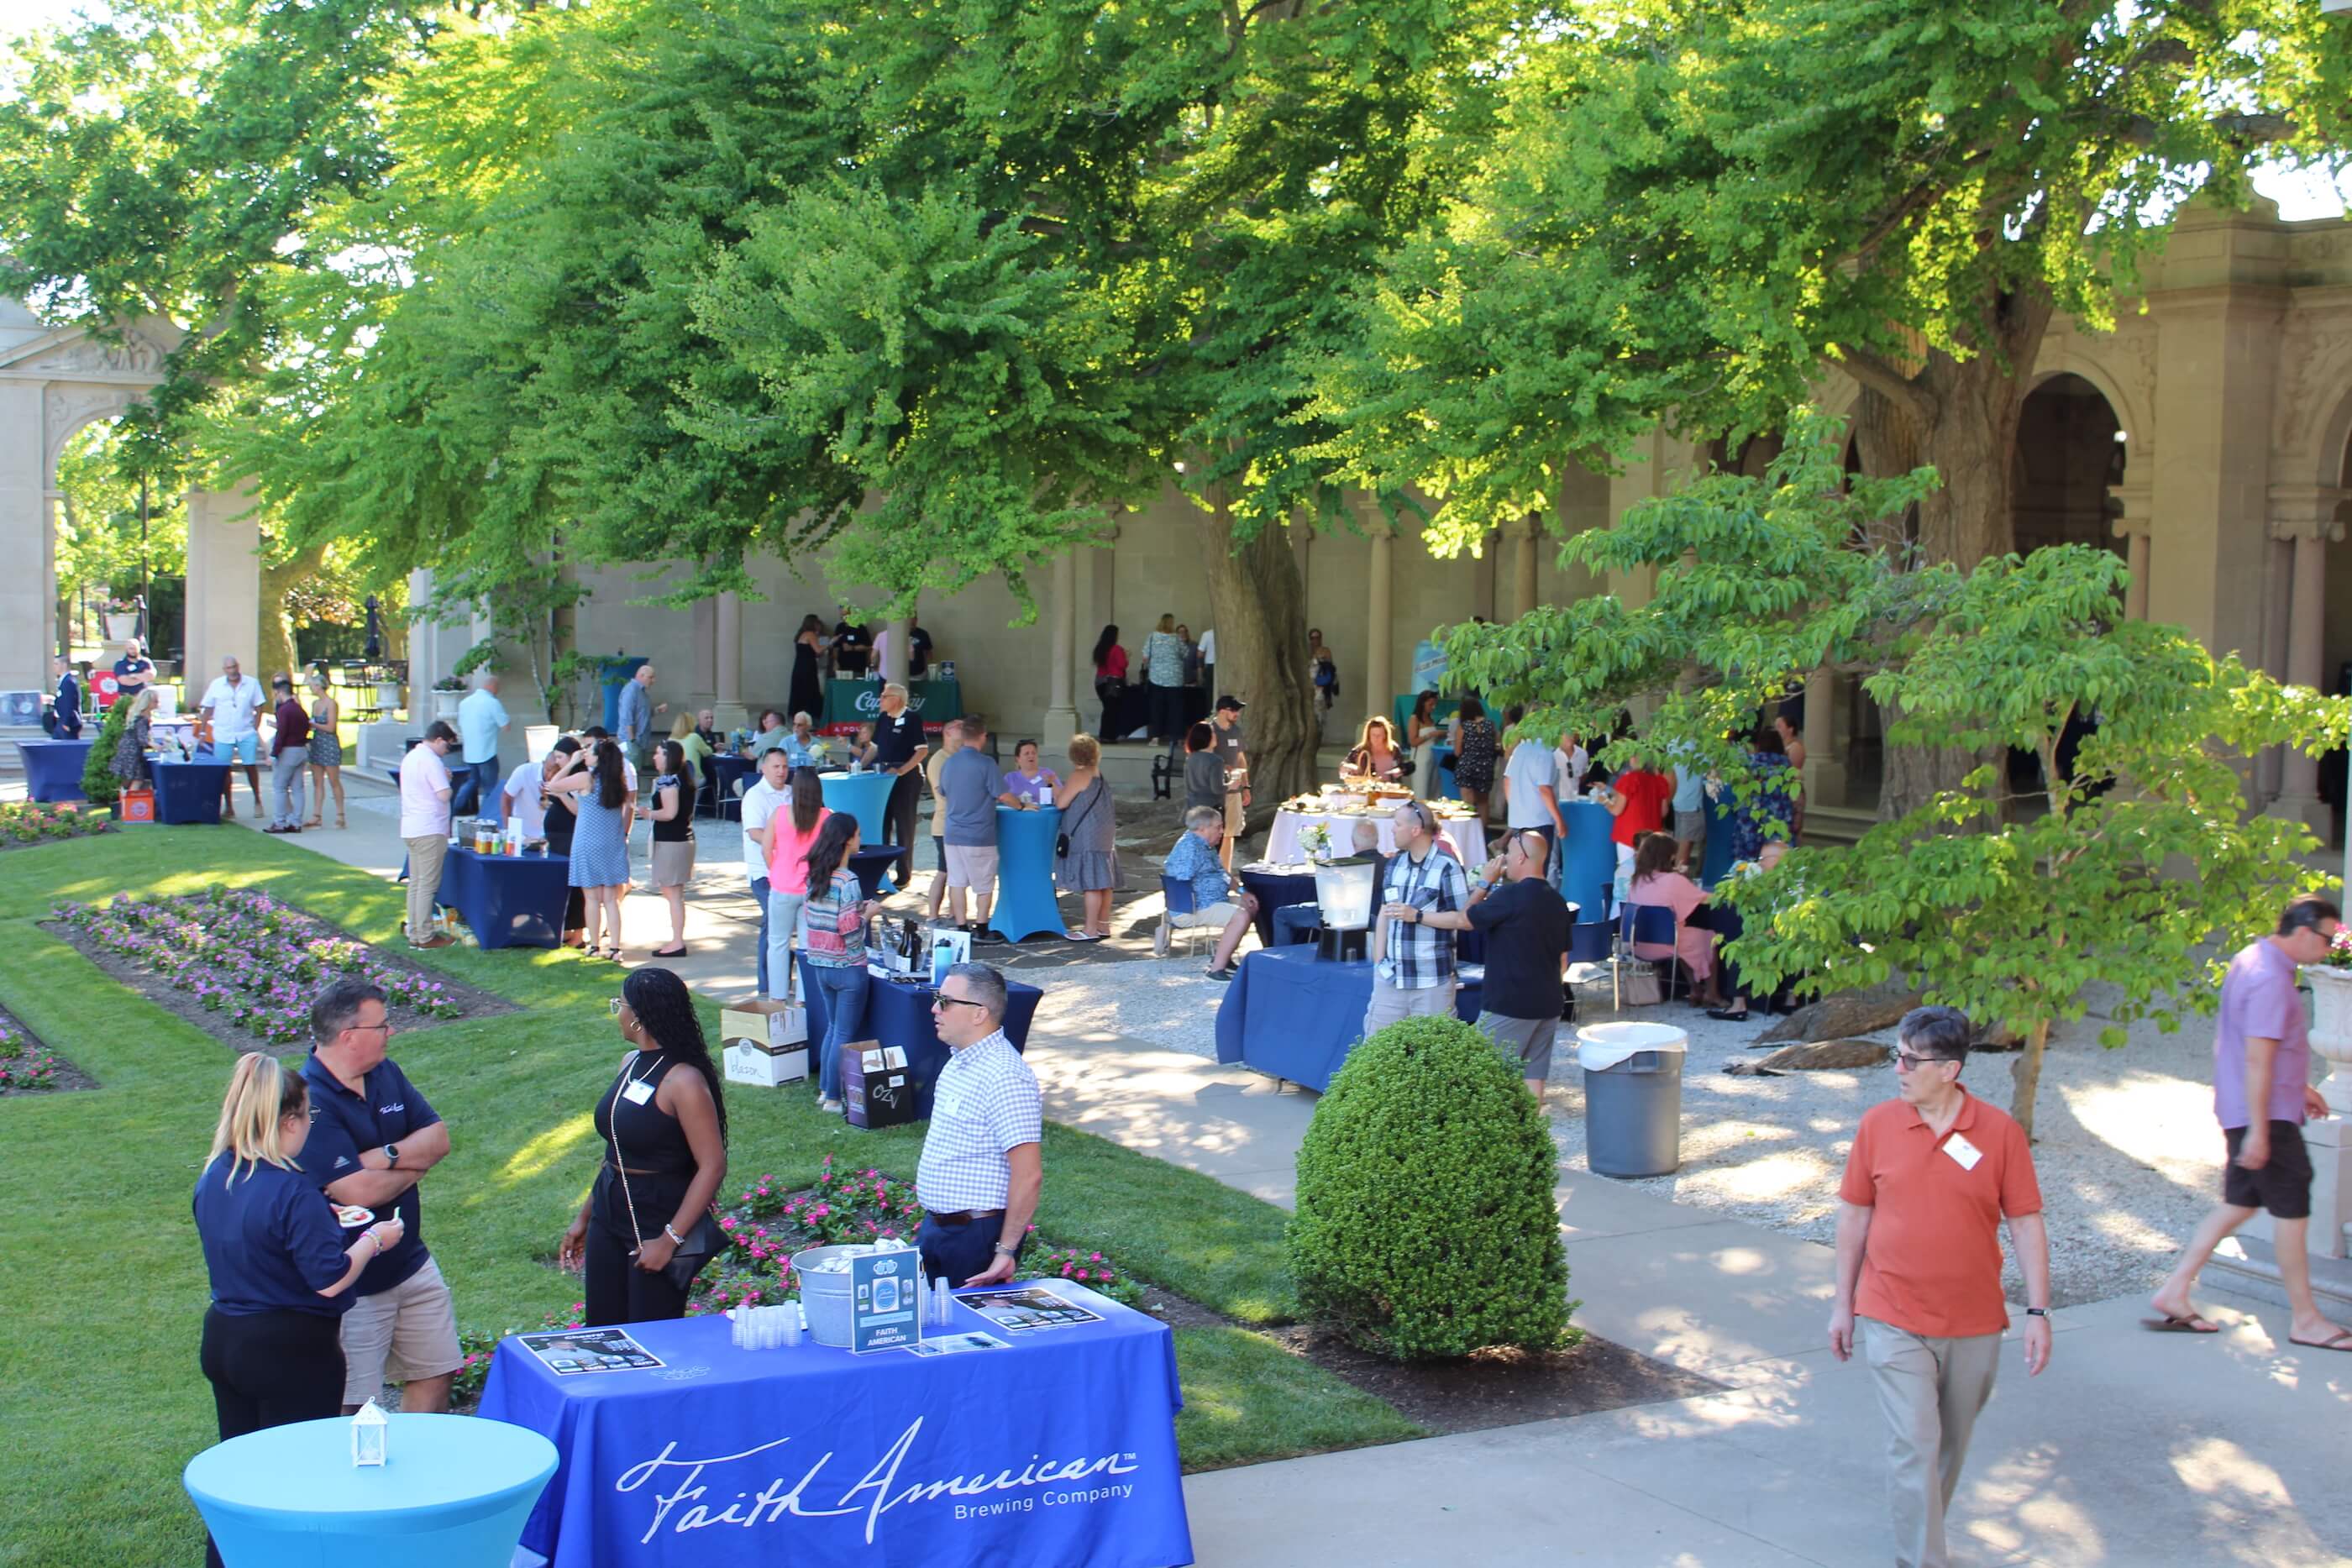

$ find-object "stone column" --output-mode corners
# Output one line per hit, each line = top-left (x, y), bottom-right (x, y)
(1043, 549), (1079, 753)
(404, 569), (437, 716)
(1801, 667), (1848, 810)
(183, 486), (261, 709)
(712, 590), (746, 732)
(882, 614), (911, 686)
(2259, 534), (2293, 803)
(1511, 516), (1540, 621)
(1365, 520), (1394, 718)
(2108, 479), (2154, 623)
(0, 383), (48, 701)
(2265, 487), (2349, 839)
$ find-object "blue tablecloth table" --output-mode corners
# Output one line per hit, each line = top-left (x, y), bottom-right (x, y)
(477, 1291), (1189, 1568)
(150, 758), (233, 824)
(1557, 800), (1618, 921)
(1214, 944), (1483, 1091)
(1698, 793), (1739, 887)
(436, 846), (571, 949)
(796, 954), (1040, 1119)
(183, 1412), (556, 1568)
(15, 738), (91, 803)
(700, 754), (753, 817)
(817, 769), (896, 847)
(990, 804), (1063, 941)
(848, 843), (911, 899)
(1236, 866), (1316, 949)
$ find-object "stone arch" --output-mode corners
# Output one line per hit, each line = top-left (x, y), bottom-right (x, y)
(2028, 350), (2149, 457)
(2012, 371), (2127, 558)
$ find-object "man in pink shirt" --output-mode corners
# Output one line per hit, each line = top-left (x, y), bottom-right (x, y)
(399, 722), (459, 949)
(2150, 894), (2349, 1350)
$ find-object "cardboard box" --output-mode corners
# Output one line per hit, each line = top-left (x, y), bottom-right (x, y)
(719, 995), (809, 1052)
(725, 1040), (810, 1087)
(843, 1043), (917, 1130)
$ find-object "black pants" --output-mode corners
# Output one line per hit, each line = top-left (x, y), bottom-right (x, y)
(1147, 683), (1183, 743)
(917, 1213), (1022, 1290)
(883, 769), (923, 880)
(585, 1167), (695, 1327)
(200, 1307), (346, 1568)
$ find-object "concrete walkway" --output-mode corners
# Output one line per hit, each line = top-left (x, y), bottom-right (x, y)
(81, 779), (2352, 1565)
(1027, 1036), (2352, 1566)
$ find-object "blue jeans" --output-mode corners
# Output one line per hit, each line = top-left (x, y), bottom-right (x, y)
(452, 756), (499, 816)
(751, 876), (772, 995)
(805, 959), (869, 1101)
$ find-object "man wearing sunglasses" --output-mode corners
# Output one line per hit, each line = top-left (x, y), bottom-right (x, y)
(1830, 1005), (2049, 1568)
(1363, 799), (1472, 1035)
(915, 962), (1042, 1287)
(1425, 829), (1571, 1099)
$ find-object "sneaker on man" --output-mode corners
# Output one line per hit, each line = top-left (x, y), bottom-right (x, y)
(409, 932), (457, 950)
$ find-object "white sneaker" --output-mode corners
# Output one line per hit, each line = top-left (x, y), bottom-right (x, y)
(1153, 921), (1171, 958)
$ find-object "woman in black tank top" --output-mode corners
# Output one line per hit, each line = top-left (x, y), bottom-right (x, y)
(559, 968), (730, 1326)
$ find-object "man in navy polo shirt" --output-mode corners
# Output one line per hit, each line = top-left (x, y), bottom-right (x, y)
(299, 978), (463, 1413)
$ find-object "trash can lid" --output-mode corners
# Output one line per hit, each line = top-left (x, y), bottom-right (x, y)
(1575, 1020), (1689, 1071)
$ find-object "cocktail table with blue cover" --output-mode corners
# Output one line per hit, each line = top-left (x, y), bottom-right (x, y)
(14, 738), (91, 802)
(150, 758), (233, 824)
(989, 803), (1062, 941)
(816, 768), (895, 846)
(1236, 865), (1317, 948)
(435, 846), (572, 949)
(475, 1283), (1189, 1568)
(795, 955), (1041, 1119)
(1213, 943), (1483, 1092)
(700, 753), (753, 816)
(847, 843), (911, 899)
(182, 1411), (556, 1568)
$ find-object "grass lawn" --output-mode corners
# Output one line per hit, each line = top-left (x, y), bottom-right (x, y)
(0, 828), (1415, 1567)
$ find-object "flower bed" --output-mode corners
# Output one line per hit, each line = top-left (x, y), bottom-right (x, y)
(50, 888), (472, 1047)
(0, 1010), (69, 1093)
(0, 803), (112, 851)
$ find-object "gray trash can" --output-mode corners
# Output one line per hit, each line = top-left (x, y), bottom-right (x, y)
(1577, 1022), (1688, 1177)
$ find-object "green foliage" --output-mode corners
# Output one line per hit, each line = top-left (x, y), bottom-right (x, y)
(54, 422), (186, 607)
(1289, 1015), (1573, 1361)
(79, 694), (130, 807)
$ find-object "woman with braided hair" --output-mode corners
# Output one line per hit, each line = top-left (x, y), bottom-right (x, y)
(559, 967), (729, 1326)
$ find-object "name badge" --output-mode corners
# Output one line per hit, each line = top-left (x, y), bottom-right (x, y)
(622, 1080), (655, 1106)
(1943, 1132), (1982, 1172)
(937, 1093), (965, 1121)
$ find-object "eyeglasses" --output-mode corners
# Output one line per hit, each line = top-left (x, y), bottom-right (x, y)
(347, 1018), (394, 1035)
(607, 998), (631, 1018)
(1894, 1051), (1954, 1072)
(931, 995), (987, 1012)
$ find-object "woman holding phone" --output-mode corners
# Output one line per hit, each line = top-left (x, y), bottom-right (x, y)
(193, 1053), (402, 1568)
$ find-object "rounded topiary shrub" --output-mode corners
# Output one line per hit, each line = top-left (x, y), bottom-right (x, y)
(1287, 1014), (1574, 1360)
(80, 695), (130, 808)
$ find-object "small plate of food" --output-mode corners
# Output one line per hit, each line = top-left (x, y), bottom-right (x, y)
(333, 1204), (375, 1229)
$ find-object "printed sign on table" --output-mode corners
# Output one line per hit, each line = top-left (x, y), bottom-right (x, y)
(850, 1251), (922, 1353)
(518, 1328), (664, 1376)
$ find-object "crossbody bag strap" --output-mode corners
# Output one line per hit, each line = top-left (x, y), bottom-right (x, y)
(609, 1051), (647, 1251)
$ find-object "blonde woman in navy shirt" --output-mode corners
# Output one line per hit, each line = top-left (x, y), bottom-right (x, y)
(192, 1053), (402, 1568)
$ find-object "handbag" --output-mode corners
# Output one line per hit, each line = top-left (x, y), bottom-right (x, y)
(1619, 963), (1663, 1007)
(609, 1054), (723, 1293)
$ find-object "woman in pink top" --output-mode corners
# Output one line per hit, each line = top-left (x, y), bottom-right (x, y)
(1626, 830), (1725, 1008)
(762, 770), (830, 1002)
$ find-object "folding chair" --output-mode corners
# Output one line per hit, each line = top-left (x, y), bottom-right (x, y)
(1158, 875), (1210, 959)
(1615, 903), (1688, 1005)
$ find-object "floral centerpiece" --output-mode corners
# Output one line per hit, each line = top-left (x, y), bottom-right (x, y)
(1297, 821), (1333, 862)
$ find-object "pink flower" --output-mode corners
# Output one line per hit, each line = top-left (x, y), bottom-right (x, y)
(1075, 1269), (1090, 1280)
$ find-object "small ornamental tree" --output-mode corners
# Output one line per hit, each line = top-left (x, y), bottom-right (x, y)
(79, 695), (132, 809)
(1288, 1015), (1574, 1361)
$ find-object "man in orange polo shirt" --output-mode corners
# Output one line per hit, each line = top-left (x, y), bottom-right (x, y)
(1830, 1005), (2051, 1568)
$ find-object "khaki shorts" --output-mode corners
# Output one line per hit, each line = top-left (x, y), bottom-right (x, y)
(339, 1256), (463, 1403)
(944, 842), (999, 890)
(1362, 978), (1457, 1036)
(1170, 900), (1242, 930)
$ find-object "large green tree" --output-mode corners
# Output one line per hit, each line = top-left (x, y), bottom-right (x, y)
(1321, 0), (2350, 812)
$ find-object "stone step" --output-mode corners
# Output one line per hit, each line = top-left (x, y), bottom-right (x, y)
(2206, 1234), (2352, 1317)
(1803, 805), (1878, 847)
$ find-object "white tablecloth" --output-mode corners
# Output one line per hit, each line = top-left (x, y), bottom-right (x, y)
(1266, 809), (1487, 867)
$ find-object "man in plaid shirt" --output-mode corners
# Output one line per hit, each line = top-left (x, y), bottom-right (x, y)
(916, 962), (1043, 1287)
(1363, 798), (1471, 1035)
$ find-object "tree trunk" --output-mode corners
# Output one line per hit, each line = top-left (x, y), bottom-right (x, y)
(1850, 293), (2053, 820)
(2008, 1016), (2051, 1141)
(1198, 488), (1316, 829)
(257, 537), (328, 685)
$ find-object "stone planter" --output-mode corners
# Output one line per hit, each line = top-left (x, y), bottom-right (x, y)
(105, 614), (137, 642)
(375, 681), (404, 711)
(2304, 964), (2352, 1117)
(430, 689), (463, 723)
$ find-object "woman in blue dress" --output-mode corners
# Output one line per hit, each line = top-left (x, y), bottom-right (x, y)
(1725, 726), (1797, 863)
(549, 738), (635, 960)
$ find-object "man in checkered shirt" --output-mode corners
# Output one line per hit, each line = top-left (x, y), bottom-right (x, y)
(1362, 798), (1472, 1035)
(916, 962), (1044, 1287)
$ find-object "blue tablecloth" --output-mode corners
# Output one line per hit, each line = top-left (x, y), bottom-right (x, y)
(797, 955), (1040, 1120)
(1214, 944), (1483, 1091)
(438, 845), (571, 949)
(991, 804), (1062, 942)
(818, 769), (896, 846)
(184, 1412), (555, 1568)
(1236, 868), (1316, 948)
(476, 1292), (1191, 1568)
(848, 844), (910, 900)
(15, 738), (90, 802)
(700, 754), (753, 817)
(1557, 800), (1618, 920)
(150, 758), (231, 825)
(1698, 794), (1738, 887)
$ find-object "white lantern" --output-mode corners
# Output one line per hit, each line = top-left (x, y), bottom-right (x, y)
(350, 1398), (388, 1467)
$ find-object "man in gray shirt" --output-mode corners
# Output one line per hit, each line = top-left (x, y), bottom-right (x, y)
(617, 663), (664, 776)
(938, 721), (1006, 940)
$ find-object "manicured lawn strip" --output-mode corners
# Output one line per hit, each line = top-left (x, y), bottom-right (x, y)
(0, 829), (1385, 1567)
(1172, 1327), (1427, 1471)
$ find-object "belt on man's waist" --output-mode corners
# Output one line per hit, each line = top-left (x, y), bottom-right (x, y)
(927, 1208), (1005, 1227)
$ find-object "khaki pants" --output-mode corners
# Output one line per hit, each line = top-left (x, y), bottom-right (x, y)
(404, 833), (448, 942)
(1362, 978), (1457, 1037)
(1861, 1316), (2002, 1568)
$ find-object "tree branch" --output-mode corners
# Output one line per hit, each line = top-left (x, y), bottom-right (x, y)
(1831, 346), (1931, 422)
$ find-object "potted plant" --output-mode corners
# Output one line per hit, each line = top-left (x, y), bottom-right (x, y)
(102, 596), (139, 642)
(2306, 931), (2352, 1119)
(429, 675), (465, 722)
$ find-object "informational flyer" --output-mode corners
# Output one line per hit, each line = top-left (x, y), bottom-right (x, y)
(908, 1330), (1013, 1357)
(958, 1287), (1105, 1335)
(517, 1328), (665, 1376)
(850, 1250), (922, 1353)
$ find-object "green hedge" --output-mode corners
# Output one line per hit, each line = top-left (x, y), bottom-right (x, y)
(79, 695), (130, 807)
(1287, 1014), (1575, 1360)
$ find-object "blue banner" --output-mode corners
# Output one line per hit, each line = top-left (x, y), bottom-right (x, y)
(479, 1288), (1192, 1568)
(1411, 637), (1447, 694)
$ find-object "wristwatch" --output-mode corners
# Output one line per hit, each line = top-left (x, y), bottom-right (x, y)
(991, 1243), (1018, 1257)
(381, 1143), (401, 1164)
(2024, 1307), (2048, 1318)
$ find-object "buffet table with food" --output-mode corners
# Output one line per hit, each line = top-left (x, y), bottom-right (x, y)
(475, 1280), (1192, 1568)
(1263, 784), (1487, 867)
